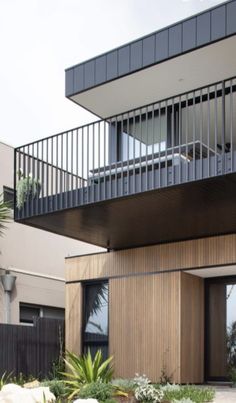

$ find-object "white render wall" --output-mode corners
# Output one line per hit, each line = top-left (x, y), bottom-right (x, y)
(0, 141), (104, 324)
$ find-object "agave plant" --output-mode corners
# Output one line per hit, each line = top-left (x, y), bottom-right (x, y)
(0, 372), (12, 390)
(0, 194), (11, 236)
(62, 349), (113, 400)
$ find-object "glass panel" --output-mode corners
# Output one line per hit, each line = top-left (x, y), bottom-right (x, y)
(227, 284), (236, 370)
(84, 283), (108, 342)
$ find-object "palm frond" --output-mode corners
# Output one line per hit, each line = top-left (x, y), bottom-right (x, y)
(0, 194), (12, 236)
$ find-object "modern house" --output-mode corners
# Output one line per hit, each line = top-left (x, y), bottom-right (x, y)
(0, 141), (103, 325)
(14, 0), (236, 384)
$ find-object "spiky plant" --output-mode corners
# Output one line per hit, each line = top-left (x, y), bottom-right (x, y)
(62, 349), (113, 400)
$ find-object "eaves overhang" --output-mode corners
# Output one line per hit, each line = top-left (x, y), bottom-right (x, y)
(65, 0), (236, 118)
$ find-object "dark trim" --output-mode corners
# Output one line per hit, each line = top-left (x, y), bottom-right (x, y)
(204, 275), (236, 382)
(65, 262), (236, 284)
(65, 251), (108, 260)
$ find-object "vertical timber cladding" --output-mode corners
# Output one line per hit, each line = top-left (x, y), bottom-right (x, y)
(109, 272), (181, 383)
(65, 234), (236, 382)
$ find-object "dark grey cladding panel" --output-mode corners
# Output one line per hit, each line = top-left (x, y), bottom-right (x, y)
(74, 64), (84, 93)
(211, 5), (226, 41)
(168, 24), (182, 56)
(107, 51), (118, 80)
(118, 46), (130, 76)
(130, 40), (142, 70)
(143, 35), (155, 66)
(65, 0), (236, 97)
(196, 12), (211, 46)
(227, 1), (236, 35)
(95, 56), (106, 85)
(65, 68), (74, 97)
(183, 18), (196, 51)
(84, 60), (95, 88)
(155, 30), (168, 61)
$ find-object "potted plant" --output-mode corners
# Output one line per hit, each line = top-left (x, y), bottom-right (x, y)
(16, 169), (41, 209)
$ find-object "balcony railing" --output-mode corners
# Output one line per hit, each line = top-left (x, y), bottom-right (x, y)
(15, 76), (236, 220)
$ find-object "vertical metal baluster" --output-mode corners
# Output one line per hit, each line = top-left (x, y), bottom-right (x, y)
(127, 113), (130, 195)
(92, 123), (95, 202)
(139, 109), (142, 192)
(178, 96), (181, 184)
(31, 143), (35, 217)
(152, 104), (154, 189)
(76, 129), (79, 205)
(36, 141), (39, 215)
(165, 100), (168, 186)
(133, 111), (136, 194)
(193, 91), (196, 180)
(55, 135), (58, 210)
(214, 85), (218, 176)
(158, 102), (161, 188)
(98, 123), (101, 202)
(41, 140), (44, 214)
(200, 89), (203, 179)
(230, 80), (233, 172)
(60, 135), (63, 209)
(114, 118), (117, 198)
(103, 122), (106, 201)
(145, 107), (148, 191)
(207, 87), (210, 177)
(222, 80), (226, 175)
(171, 98), (174, 186)
(186, 93), (189, 182)
(71, 131), (74, 207)
(66, 131), (69, 207)
(82, 128), (84, 205)
(87, 126), (90, 203)
(26, 145), (29, 217)
(46, 138), (49, 212)
(121, 115), (124, 196)
(14, 149), (17, 219)
(51, 137), (54, 211)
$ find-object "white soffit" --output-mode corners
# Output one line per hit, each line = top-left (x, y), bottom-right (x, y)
(71, 36), (236, 118)
(185, 265), (236, 278)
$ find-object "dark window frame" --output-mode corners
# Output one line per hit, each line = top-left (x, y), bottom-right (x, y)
(82, 280), (109, 358)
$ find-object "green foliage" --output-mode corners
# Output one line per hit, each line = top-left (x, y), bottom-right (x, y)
(112, 378), (136, 392)
(16, 170), (41, 209)
(78, 381), (113, 401)
(62, 349), (113, 400)
(0, 372), (12, 390)
(41, 379), (67, 398)
(0, 194), (11, 236)
(9, 372), (35, 386)
(159, 365), (172, 385)
(162, 385), (215, 403)
(229, 366), (236, 384)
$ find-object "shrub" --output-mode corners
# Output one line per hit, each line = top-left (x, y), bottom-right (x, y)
(162, 385), (215, 403)
(133, 374), (150, 387)
(78, 381), (113, 401)
(135, 384), (164, 403)
(112, 378), (136, 392)
(41, 379), (67, 398)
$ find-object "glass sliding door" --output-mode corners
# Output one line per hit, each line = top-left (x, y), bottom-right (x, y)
(205, 277), (236, 380)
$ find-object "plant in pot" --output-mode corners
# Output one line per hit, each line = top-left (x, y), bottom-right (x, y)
(16, 169), (41, 209)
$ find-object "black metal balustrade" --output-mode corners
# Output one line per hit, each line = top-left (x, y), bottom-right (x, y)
(15, 76), (236, 220)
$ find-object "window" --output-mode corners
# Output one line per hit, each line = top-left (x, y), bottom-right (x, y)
(3, 186), (14, 209)
(20, 302), (65, 325)
(83, 281), (108, 359)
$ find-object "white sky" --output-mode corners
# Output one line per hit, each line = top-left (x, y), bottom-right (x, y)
(0, 0), (225, 147)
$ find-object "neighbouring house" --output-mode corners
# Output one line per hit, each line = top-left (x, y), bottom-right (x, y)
(0, 141), (103, 325)
(14, 0), (236, 384)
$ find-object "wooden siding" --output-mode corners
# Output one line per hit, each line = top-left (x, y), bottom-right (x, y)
(65, 282), (82, 356)
(66, 234), (236, 282)
(180, 273), (204, 383)
(109, 272), (181, 383)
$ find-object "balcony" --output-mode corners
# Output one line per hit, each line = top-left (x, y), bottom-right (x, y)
(15, 77), (236, 249)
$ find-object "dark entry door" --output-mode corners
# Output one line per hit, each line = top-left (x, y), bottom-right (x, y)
(205, 276), (236, 381)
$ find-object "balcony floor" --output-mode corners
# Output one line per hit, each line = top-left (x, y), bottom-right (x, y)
(16, 172), (236, 250)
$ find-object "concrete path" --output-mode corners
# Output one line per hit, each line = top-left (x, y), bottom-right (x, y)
(213, 387), (236, 402)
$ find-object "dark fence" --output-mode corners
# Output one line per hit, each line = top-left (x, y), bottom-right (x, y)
(0, 318), (64, 379)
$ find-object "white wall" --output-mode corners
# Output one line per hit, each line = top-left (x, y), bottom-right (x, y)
(0, 141), (104, 324)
